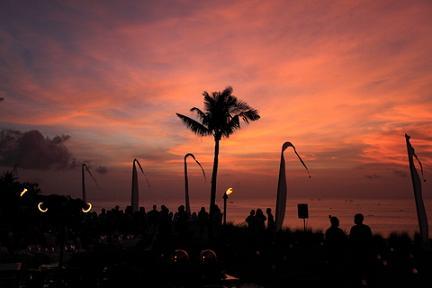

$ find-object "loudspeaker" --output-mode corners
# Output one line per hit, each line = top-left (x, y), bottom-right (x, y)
(297, 203), (308, 219)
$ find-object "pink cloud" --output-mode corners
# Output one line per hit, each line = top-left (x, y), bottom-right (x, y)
(1, 0), (431, 201)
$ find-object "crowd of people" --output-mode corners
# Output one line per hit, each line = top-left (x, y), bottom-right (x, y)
(0, 198), (430, 287)
(1, 171), (431, 287)
(245, 208), (276, 232)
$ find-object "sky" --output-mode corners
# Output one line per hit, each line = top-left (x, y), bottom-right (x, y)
(1, 0), (432, 207)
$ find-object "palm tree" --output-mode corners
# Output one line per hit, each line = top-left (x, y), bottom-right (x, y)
(176, 86), (260, 215)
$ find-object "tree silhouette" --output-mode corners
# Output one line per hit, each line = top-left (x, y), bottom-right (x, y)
(0, 170), (41, 231)
(176, 87), (260, 214)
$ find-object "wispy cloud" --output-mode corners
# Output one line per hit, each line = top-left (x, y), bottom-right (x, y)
(0, 0), (431, 198)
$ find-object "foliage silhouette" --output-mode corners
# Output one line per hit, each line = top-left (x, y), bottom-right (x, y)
(176, 86), (260, 214)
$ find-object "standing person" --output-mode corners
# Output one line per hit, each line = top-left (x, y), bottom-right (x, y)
(209, 205), (223, 236)
(174, 205), (188, 235)
(325, 216), (347, 252)
(159, 205), (171, 236)
(246, 210), (256, 231)
(147, 205), (159, 233)
(266, 208), (275, 232)
(212, 205), (223, 226)
(198, 207), (209, 235)
(349, 213), (373, 286)
(255, 209), (267, 232)
(325, 216), (347, 287)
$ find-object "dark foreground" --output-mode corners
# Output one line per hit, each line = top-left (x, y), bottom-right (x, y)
(1, 174), (431, 288)
(1, 222), (432, 288)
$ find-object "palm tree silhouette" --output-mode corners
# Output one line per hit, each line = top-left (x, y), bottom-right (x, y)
(176, 86), (260, 214)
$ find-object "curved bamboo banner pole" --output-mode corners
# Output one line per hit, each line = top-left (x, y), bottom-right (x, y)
(131, 158), (149, 212)
(82, 163), (97, 213)
(275, 142), (310, 231)
(405, 134), (428, 245)
(184, 153), (206, 214)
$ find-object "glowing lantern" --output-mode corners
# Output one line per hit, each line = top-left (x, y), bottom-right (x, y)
(37, 202), (48, 213)
(81, 202), (92, 213)
(19, 188), (28, 197)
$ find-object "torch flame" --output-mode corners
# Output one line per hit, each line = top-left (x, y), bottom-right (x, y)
(226, 187), (234, 196)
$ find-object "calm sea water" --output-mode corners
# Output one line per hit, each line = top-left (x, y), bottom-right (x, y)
(93, 198), (432, 237)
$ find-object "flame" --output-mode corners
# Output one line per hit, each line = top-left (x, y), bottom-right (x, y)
(226, 187), (234, 196)
(37, 202), (48, 213)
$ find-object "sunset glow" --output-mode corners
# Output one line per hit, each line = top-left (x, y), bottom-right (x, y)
(0, 0), (431, 203)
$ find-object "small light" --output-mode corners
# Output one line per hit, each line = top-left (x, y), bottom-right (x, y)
(82, 202), (92, 213)
(19, 188), (28, 197)
(37, 202), (48, 213)
(226, 187), (234, 196)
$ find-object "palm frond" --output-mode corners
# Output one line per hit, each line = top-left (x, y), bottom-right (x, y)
(221, 86), (233, 97)
(223, 115), (241, 137)
(238, 109), (260, 123)
(230, 100), (252, 113)
(190, 107), (208, 125)
(203, 91), (215, 112)
(176, 113), (210, 136)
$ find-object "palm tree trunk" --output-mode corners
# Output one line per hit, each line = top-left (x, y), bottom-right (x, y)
(210, 137), (220, 215)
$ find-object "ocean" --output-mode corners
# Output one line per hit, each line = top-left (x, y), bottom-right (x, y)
(91, 198), (432, 237)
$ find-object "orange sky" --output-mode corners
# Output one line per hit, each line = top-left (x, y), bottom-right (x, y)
(0, 0), (431, 205)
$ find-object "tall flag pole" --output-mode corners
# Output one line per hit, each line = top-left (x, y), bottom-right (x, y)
(275, 142), (310, 231)
(184, 153), (206, 214)
(405, 134), (429, 244)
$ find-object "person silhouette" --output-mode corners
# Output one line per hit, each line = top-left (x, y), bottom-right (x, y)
(174, 205), (188, 234)
(255, 209), (266, 232)
(266, 208), (275, 232)
(324, 216), (347, 267)
(212, 205), (222, 226)
(349, 213), (373, 286)
(349, 213), (372, 243)
(325, 216), (347, 283)
(198, 207), (209, 234)
(326, 216), (346, 243)
(246, 210), (256, 231)
(147, 204), (159, 233)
